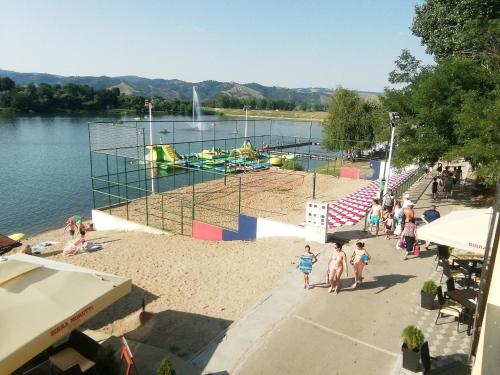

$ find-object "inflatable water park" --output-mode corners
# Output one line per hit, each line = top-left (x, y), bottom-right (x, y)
(146, 140), (297, 174)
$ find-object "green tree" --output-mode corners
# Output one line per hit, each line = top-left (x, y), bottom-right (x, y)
(322, 88), (373, 157)
(0, 77), (15, 91)
(388, 49), (426, 85)
(383, 0), (500, 184)
(452, 89), (500, 183)
(412, 0), (500, 60)
(369, 103), (392, 144)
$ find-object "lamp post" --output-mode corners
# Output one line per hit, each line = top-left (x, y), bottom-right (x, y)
(243, 105), (250, 138)
(383, 112), (398, 196)
(145, 99), (154, 193)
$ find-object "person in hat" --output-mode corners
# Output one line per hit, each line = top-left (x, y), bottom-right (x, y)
(402, 193), (411, 208)
(402, 201), (415, 227)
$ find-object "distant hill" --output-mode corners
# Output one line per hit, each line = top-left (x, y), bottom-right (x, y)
(0, 69), (381, 104)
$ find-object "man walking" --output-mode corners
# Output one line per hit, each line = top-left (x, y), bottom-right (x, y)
(382, 189), (394, 212)
(421, 205), (441, 249)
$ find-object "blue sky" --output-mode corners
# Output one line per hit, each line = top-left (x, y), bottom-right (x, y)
(0, 0), (433, 92)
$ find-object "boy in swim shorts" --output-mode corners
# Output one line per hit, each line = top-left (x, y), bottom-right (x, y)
(369, 199), (382, 235)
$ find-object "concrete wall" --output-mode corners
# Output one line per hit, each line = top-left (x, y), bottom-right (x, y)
(193, 220), (223, 241)
(472, 250), (500, 375)
(91, 210), (164, 235)
(256, 218), (305, 239)
(223, 215), (257, 241)
(339, 167), (360, 179)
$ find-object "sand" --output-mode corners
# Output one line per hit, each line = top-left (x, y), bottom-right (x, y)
(13, 172), (370, 358)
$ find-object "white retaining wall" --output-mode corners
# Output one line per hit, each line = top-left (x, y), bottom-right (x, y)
(256, 217), (305, 239)
(92, 209), (165, 235)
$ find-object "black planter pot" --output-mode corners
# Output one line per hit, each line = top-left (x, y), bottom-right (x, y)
(402, 344), (421, 372)
(420, 291), (436, 310)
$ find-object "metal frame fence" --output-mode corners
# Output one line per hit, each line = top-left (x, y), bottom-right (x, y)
(88, 120), (374, 234)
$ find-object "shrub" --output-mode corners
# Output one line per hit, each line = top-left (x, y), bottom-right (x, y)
(94, 345), (118, 375)
(421, 280), (438, 294)
(401, 325), (425, 351)
(157, 357), (175, 375)
(282, 159), (303, 171)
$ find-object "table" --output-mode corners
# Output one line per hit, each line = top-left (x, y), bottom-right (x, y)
(49, 347), (95, 373)
(447, 289), (477, 335)
(453, 259), (483, 289)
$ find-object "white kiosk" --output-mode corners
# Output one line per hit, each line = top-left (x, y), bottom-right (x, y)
(304, 201), (328, 243)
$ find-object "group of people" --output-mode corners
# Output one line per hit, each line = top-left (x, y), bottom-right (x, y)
(430, 164), (462, 200)
(62, 215), (88, 256)
(368, 190), (398, 237)
(299, 242), (370, 294)
(367, 189), (441, 260)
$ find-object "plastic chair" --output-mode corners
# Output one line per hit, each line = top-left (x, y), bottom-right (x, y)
(435, 245), (459, 270)
(440, 261), (466, 284)
(435, 286), (463, 332)
(445, 278), (456, 297)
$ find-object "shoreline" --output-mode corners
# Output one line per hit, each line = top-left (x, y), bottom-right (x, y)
(205, 108), (327, 122)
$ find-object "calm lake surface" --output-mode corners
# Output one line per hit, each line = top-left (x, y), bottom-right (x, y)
(0, 114), (323, 236)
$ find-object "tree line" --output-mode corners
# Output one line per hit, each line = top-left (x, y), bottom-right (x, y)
(203, 94), (327, 112)
(0, 78), (193, 115)
(323, 0), (499, 184)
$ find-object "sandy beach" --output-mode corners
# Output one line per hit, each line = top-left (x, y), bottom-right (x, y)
(11, 172), (370, 357)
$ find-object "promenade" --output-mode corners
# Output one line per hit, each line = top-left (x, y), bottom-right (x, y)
(194, 176), (473, 374)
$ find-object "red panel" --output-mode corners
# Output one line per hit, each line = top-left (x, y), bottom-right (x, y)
(192, 220), (223, 241)
(339, 167), (360, 179)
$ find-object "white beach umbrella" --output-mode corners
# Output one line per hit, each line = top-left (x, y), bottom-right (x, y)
(0, 254), (132, 374)
(418, 207), (498, 254)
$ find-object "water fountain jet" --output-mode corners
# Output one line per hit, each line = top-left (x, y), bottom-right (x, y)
(192, 86), (209, 130)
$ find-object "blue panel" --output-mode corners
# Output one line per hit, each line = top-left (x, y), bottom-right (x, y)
(238, 214), (257, 240)
(223, 229), (240, 241)
(368, 160), (381, 181)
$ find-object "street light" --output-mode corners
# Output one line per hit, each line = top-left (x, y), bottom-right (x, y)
(145, 99), (154, 193)
(243, 105), (251, 138)
(383, 112), (399, 195)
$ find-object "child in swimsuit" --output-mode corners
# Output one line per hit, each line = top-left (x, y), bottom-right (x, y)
(328, 243), (348, 294)
(350, 242), (370, 287)
(383, 213), (394, 239)
(299, 245), (318, 289)
(64, 215), (82, 237)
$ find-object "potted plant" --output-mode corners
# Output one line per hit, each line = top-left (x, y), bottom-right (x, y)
(157, 357), (175, 375)
(94, 345), (118, 375)
(421, 280), (438, 310)
(401, 325), (425, 372)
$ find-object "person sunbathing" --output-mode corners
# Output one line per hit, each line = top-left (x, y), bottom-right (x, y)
(63, 227), (86, 256)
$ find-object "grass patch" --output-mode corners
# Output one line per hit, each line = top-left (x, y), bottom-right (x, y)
(282, 159), (303, 171)
(313, 160), (339, 176)
(341, 159), (372, 170)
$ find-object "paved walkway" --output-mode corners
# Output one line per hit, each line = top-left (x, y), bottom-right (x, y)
(192, 175), (473, 374)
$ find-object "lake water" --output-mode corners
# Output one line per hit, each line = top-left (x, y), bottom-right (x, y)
(0, 114), (323, 236)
